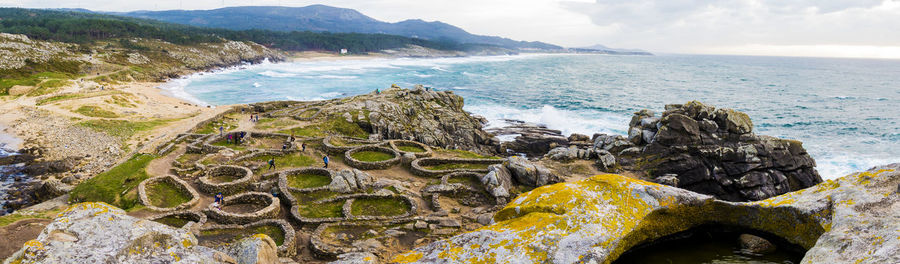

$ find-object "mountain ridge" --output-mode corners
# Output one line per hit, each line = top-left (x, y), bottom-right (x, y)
(96, 5), (563, 50)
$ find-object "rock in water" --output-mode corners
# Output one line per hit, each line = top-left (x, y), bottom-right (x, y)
(738, 234), (776, 254)
(391, 164), (900, 264)
(2, 202), (275, 264)
(631, 101), (822, 201)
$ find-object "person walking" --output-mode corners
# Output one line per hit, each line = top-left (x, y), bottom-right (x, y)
(268, 158), (276, 171)
(213, 193), (224, 210)
(323, 155), (329, 168)
(219, 126), (224, 136)
(301, 142), (306, 152)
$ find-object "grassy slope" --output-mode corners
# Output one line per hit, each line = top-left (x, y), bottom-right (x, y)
(68, 154), (156, 210)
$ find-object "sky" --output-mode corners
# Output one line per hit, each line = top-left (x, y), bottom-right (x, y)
(2, 0), (900, 58)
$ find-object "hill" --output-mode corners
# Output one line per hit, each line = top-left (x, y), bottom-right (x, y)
(105, 5), (563, 50)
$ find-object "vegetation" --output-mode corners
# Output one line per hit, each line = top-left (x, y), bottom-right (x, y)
(350, 151), (394, 162)
(175, 153), (203, 166)
(425, 163), (492, 171)
(195, 118), (238, 134)
(0, 8), (469, 56)
(212, 140), (247, 151)
(436, 148), (500, 159)
(397, 145), (426, 153)
(250, 153), (316, 174)
(25, 79), (71, 96)
(78, 119), (169, 139)
(153, 215), (191, 228)
(69, 154), (156, 210)
(254, 117), (296, 130)
(146, 181), (191, 208)
(199, 225), (285, 246)
(350, 197), (410, 217)
(279, 115), (368, 138)
(286, 173), (331, 189)
(448, 175), (483, 187)
(73, 105), (119, 118)
(298, 200), (344, 219)
(0, 210), (57, 227)
(253, 225), (286, 246)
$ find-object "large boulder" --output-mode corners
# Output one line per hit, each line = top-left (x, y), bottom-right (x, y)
(631, 101), (822, 201)
(504, 156), (560, 187)
(223, 234), (280, 264)
(392, 164), (900, 264)
(2, 202), (240, 263)
(482, 164), (514, 199)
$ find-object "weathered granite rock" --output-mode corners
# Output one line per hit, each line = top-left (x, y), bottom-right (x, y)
(330, 252), (379, 264)
(3, 202), (224, 263)
(631, 101), (822, 201)
(330, 169), (374, 193)
(392, 164), (900, 264)
(738, 234), (776, 254)
(482, 164), (514, 199)
(505, 156), (560, 187)
(488, 120), (569, 157)
(221, 234), (280, 264)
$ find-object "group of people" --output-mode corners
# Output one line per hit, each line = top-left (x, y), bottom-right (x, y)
(225, 131), (246, 145)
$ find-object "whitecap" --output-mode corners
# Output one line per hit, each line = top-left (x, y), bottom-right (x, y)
(252, 82), (262, 88)
(464, 104), (629, 137)
(258, 70), (297, 78)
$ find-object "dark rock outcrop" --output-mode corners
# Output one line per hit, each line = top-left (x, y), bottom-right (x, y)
(630, 101), (822, 201)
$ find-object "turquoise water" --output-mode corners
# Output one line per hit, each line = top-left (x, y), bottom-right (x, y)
(167, 54), (900, 179)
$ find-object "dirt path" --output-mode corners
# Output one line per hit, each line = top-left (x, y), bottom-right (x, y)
(0, 219), (51, 260)
(146, 145), (185, 177)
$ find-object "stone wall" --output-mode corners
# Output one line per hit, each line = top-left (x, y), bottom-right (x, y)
(344, 146), (401, 170)
(197, 165), (255, 195)
(410, 158), (503, 177)
(137, 175), (200, 212)
(203, 192), (280, 225)
(388, 140), (434, 158)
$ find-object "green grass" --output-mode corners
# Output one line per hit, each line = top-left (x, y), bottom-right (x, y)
(253, 225), (286, 246)
(0, 212), (53, 227)
(26, 79), (71, 96)
(280, 115), (367, 138)
(298, 200), (344, 219)
(105, 94), (138, 108)
(437, 148), (500, 159)
(251, 154), (316, 174)
(448, 175), (483, 187)
(0, 72), (74, 95)
(350, 151), (394, 162)
(287, 173), (332, 189)
(176, 153), (203, 166)
(298, 109), (318, 118)
(397, 145), (426, 153)
(69, 154), (156, 210)
(255, 117), (297, 130)
(153, 215), (191, 228)
(35, 90), (124, 106)
(212, 140), (246, 151)
(78, 119), (169, 139)
(199, 225), (285, 246)
(196, 118), (238, 134)
(350, 197), (410, 217)
(146, 181), (191, 208)
(73, 105), (119, 118)
(425, 163), (492, 171)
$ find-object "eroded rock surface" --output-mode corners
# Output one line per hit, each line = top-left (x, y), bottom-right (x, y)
(392, 164), (900, 264)
(630, 101), (822, 201)
(2, 202), (278, 264)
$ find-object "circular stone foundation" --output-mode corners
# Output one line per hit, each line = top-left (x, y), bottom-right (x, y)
(389, 140), (433, 158)
(410, 158), (504, 177)
(137, 175), (200, 212)
(197, 165), (254, 195)
(344, 146), (401, 170)
(197, 219), (298, 257)
(205, 192), (280, 224)
(280, 168), (333, 191)
(148, 210), (207, 228)
(322, 135), (383, 154)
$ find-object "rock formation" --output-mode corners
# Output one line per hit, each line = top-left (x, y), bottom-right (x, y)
(392, 164), (900, 264)
(2, 202), (278, 264)
(628, 101), (822, 201)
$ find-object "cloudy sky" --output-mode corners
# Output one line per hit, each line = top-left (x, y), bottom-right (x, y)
(3, 0), (900, 58)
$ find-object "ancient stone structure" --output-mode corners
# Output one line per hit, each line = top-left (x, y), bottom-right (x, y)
(388, 140), (434, 158)
(147, 210), (208, 228)
(203, 192), (280, 224)
(199, 219), (297, 257)
(344, 146), (401, 170)
(628, 101), (822, 201)
(137, 175), (200, 212)
(197, 165), (255, 195)
(410, 158), (503, 177)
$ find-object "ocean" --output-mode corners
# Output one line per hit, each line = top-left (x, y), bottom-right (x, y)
(163, 53), (900, 180)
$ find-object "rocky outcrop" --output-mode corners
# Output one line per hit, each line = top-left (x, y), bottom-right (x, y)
(504, 156), (560, 187)
(271, 85), (499, 154)
(392, 164), (900, 264)
(1, 202), (277, 264)
(630, 101), (822, 201)
(488, 120), (568, 157)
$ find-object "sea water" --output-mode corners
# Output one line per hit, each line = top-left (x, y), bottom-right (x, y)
(164, 54), (900, 180)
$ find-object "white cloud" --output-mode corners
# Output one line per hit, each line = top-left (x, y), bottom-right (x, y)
(3, 0), (900, 58)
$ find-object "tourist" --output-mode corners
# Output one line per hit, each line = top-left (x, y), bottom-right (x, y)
(323, 155), (329, 168)
(219, 126), (224, 136)
(268, 158), (276, 171)
(213, 193), (224, 210)
(282, 142), (288, 151)
(227, 134), (232, 143)
(375, 88), (380, 95)
(301, 142), (306, 152)
(289, 132), (295, 142)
